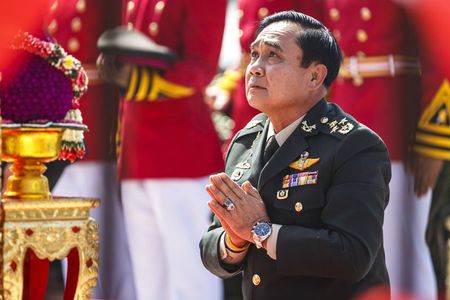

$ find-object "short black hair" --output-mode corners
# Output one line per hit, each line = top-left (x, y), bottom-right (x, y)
(258, 11), (342, 88)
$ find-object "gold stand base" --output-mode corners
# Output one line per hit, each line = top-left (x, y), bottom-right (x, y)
(0, 197), (100, 299)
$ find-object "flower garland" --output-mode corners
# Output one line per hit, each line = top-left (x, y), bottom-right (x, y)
(12, 31), (88, 162)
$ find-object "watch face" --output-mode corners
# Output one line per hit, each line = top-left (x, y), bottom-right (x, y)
(254, 222), (271, 237)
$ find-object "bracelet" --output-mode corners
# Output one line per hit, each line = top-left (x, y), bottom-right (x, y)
(225, 233), (249, 253)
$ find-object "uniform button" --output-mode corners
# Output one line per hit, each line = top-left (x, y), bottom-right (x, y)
(353, 76), (364, 86)
(48, 19), (58, 34)
(155, 1), (165, 13)
(252, 274), (261, 286)
(71, 17), (82, 32)
(149, 22), (159, 35)
(76, 0), (86, 13)
(50, 0), (58, 12)
(258, 7), (269, 19)
(68, 38), (80, 52)
(333, 29), (341, 42)
(356, 29), (368, 43)
(294, 202), (303, 212)
(360, 7), (372, 21)
(237, 9), (244, 19)
(320, 117), (328, 124)
(329, 8), (340, 21)
(127, 1), (135, 13)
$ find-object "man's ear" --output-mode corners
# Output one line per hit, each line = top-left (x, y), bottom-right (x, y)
(308, 64), (327, 90)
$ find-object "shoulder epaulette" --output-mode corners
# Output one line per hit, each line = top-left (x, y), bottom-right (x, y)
(414, 79), (450, 159)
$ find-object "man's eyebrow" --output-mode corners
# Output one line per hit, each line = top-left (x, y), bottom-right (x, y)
(250, 40), (283, 52)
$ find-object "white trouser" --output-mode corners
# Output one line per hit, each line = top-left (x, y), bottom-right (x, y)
(121, 178), (223, 300)
(384, 162), (436, 300)
(52, 162), (136, 300)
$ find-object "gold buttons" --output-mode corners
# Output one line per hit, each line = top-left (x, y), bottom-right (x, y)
(353, 76), (364, 87)
(155, 1), (165, 13)
(294, 202), (303, 212)
(237, 9), (244, 19)
(76, 0), (86, 13)
(360, 7), (372, 21)
(48, 19), (58, 34)
(149, 22), (159, 35)
(252, 274), (261, 286)
(50, 0), (58, 12)
(127, 1), (135, 12)
(258, 7), (269, 19)
(68, 38), (80, 52)
(333, 29), (341, 42)
(329, 8), (340, 21)
(356, 29), (368, 43)
(71, 17), (82, 32)
(320, 117), (329, 124)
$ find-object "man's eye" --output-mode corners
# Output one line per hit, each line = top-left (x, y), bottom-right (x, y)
(250, 51), (259, 58)
(269, 51), (278, 58)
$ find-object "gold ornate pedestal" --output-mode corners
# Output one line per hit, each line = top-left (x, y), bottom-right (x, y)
(0, 127), (100, 300)
(0, 197), (100, 300)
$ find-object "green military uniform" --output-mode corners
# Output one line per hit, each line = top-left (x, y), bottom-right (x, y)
(427, 161), (450, 295)
(200, 99), (391, 300)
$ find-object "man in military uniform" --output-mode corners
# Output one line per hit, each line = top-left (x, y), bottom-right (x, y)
(324, 1), (450, 298)
(200, 11), (391, 299)
(44, 0), (136, 299)
(97, 0), (227, 299)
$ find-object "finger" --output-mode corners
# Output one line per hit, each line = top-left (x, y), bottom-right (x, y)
(242, 181), (260, 198)
(211, 173), (246, 200)
(208, 200), (231, 222)
(206, 183), (229, 206)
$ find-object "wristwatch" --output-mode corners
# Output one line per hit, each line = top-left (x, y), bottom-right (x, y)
(252, 221), (272, 249)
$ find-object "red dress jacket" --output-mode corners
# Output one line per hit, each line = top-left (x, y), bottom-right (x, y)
(45, 0), (120, 162)
(325, 0), (450, 161)
(119, 0), (226, 178)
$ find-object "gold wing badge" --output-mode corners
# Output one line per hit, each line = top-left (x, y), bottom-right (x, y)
(289, 151), (320, 171)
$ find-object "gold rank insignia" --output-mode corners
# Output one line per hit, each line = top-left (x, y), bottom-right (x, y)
(289, 157), (320, 171)
(276, 189), (289, 200)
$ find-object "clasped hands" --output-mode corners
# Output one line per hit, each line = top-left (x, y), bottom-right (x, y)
(206, 173), (269, 248)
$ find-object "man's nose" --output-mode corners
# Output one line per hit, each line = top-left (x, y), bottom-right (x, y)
(248, 62), (264, 77)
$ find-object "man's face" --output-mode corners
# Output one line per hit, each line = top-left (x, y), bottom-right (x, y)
(245, 22), (311, 115)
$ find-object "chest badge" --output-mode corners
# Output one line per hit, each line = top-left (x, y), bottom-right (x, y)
(236, 161), (251, 169)
(282, 171), (318, 188)
(231, 169), (244, 181)
(289, 157), (320, 171)
(276, 189), (289, 200)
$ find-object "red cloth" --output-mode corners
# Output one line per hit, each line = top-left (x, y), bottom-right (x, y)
(325, 0), (446, 161)
(119, 0), (226, 178)
(44, 0), (121, 161)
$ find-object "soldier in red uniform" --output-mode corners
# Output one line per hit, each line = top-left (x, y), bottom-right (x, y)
(324, 1), (449, 298)
(97, 0), (227, 299)
(205, 0), (324, 138)
(44, 0), (136, 299)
